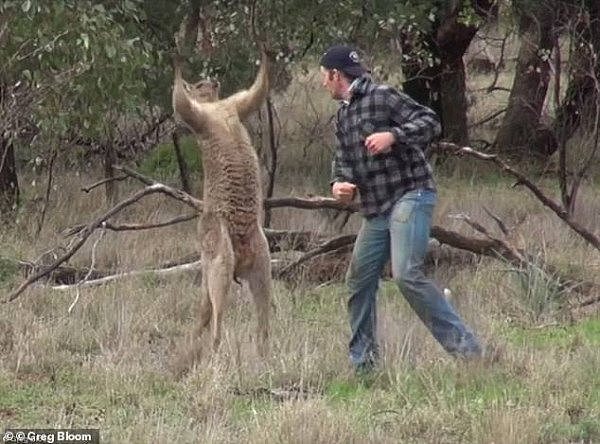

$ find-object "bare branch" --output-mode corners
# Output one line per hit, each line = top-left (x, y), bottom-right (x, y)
(469, 108), (507, 128)
(62, 213), (199, 237)
(82, 175), (128, 193)
(482, 206), (510, 236)
(114, 164), (202, 210)
(68, 226), (107, 313)
(265, 196), (359, 212)
(435, 142), (600, 250)
(276, 234), (356, 278)
(35, 147), (58, 237)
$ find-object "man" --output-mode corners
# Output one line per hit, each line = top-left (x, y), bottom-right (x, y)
(320, 45), (482, 371)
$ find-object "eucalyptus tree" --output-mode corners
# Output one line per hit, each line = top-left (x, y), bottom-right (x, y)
(0, 0), (153, 212)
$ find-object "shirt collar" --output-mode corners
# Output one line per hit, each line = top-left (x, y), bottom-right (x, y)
(340, 75), (371, 106)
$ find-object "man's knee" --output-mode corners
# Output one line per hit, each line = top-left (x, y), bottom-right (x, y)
(393, 266), (421, 292)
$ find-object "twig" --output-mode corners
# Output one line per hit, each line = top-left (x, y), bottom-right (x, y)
(81, 175), (128, 193)
(276, 234), (357, 277)
(114, 164), (202, 210)
(15, 30), (69, 62)
(469, 108), (506, 128)
(453, 213), (526, 264)
(68, 225), (106, 313)
(482, 206), (509, 236)
(486, 30), (510, 93)
(577, 294), (600, 308)
(62, 213), (198, 237)
(474, 86), (511, 93)
(35, 146), (58, 237)
(112, 164), (156, 186)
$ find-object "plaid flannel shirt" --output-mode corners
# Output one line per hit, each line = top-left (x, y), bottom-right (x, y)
(331, 76), (440, 218)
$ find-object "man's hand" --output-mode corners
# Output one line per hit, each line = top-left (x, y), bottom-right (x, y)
(332, 181), (357, 204)
(365, 131), (395, 155)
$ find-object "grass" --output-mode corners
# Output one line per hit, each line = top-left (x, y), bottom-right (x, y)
(1, 62), (599, 443)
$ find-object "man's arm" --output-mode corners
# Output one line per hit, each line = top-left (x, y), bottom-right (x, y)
(386, 89), (441, 146)
(330, 113), (355, 185)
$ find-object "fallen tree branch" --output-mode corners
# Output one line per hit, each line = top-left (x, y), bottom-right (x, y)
(8, 162), (596, 302)
(434, 142), (600, 251)
(62, 213), (198, 237)
(52, 261), (202, 291)
(276, 234), (357, 278)
(265, 196), (359, 212)
(4, 183), (199, 303)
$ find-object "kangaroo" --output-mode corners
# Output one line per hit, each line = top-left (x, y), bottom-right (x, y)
(171, 46), (272, 374)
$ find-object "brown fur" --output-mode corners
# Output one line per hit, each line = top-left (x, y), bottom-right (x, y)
(171, 48), (271, 375)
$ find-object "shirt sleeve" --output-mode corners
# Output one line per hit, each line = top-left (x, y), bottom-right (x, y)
(330, 112), (355, 186)
(386, 89), (441, 146)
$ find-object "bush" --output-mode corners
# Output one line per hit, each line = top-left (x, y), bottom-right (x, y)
(139, 135), (202, 180)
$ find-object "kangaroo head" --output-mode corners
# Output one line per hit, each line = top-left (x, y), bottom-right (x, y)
(187, 78), (220, 103)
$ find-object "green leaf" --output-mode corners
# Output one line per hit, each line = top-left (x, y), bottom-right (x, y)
(105, 44), (116, 58)
(21, 0), (31, 12)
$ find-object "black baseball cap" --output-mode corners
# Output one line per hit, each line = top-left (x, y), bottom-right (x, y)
(320, 45), (369, 78)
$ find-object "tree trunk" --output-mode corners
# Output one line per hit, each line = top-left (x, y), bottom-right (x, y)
(401, 0), (495, 145)
(103, 142), (118, 206)
(0, 134), (19, 215)
(402, 58), (443, 117)
(263, 96), (278, 228)
(553, 0), (600, 144)
(494, 3), (555, 158)
(172, 130), (192, 194)
(435, 0), (481, 145)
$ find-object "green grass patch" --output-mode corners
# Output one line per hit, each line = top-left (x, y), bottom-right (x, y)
(542, 418), (600, 443)
(503, 317), (600, 348)
(325, 378), (371, 403)
(0, 367), (186, 428)
(0, 257), (18, 287)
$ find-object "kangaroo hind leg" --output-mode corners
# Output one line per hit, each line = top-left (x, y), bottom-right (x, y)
(240, 230), (272, 358)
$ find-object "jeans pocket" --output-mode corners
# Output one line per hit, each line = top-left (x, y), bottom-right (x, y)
(391, 197), (418, 223)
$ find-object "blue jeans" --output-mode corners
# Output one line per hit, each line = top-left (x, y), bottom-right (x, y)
(347, 189), (482, 368)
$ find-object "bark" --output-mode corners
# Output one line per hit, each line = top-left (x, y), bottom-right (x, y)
(0, 134), (19, 215)
(401, 0), (495, 145)
(172, 130), (192, 194)
(263, 96), (278, 227)
(436, 4), (479, 145)
(494, 2), (556, 158)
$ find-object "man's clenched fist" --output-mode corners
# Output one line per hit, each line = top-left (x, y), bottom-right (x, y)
(332, 181), (357, 204)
